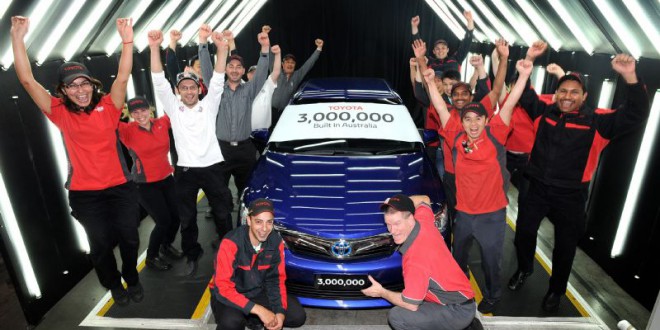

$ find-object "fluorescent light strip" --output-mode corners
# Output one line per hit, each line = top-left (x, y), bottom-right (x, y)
(127, 74), (136, 99)
(429, 0), (466, 38)
(63, 0), (112, 61)
(594, 0), (641, 59)
(597, 79), (614, 109)
(623, 0), (660, 57)
(0, 171), (42, 297)
(231, 0), (268, 37)
(135, 0), (181, 51)
(159, 0), (204, 48)
(456, 0), (499, 42)
(37, 0), (87, 64)
(1, 0), (52, 68)
(548, 1), (594, 54)
(484, 55), (491, 77)
(491, 0), (538, 46)
(104, 0), (153, 55)
(218, 0), (252, 32)
(531, 66), (546, 94)
(612, 90), (660, 257)
(46, 122), (90, 253)
(425, 0), (463, 39)
(182, 0), (224, 45)
(208, 0), (238, 31)
(440, 0), (486, 42)
(461, 52), (475, 86)
(470, 0), (517, 43)
(516, 0), (562, 51)
(0, 0), (13, 20)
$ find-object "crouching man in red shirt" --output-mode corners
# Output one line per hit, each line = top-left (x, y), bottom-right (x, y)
(362, 194), (481, 330)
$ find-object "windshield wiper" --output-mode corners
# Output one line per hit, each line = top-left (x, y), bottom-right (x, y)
(375, 147), (420, 155)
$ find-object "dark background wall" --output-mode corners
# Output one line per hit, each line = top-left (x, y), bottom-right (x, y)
(0, 0), (658, 324)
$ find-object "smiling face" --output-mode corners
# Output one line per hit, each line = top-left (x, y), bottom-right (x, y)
(384, 208), (415, 245)
(433, 43), (449, 60)
(451, 85), (473, 110)
(63, 77), (94, 107)
(283, 58), (296, 75)
(442, 77), (458, 96)
(462, 111), (487, 141)
(555, 80), (587, 113)
(130, 108), (152, 129)
(176, 79), (200, 107)
(226, 59), (245, 84)
(247, 211), (275, 245)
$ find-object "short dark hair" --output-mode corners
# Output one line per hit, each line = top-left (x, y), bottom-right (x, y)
(442, 70), (461, 81)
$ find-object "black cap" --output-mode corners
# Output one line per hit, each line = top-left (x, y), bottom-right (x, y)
(433, 39), (448, 47)
(176, 71), (200, 87)
(380, 194), (415, 214)
(248, 198), (274, 216)
(460, 102), (487, 119)
(283, 54), (296, 62)
(557, 72), (587, 92)
(227, 54), (244, 67)
(127, 96), (150, 112)
(58, 62), (91, 85)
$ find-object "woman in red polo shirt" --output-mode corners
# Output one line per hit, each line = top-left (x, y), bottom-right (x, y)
(11, 16), (142, 306)
(424, 59), (532, 314)
(119, 97), (183, 271)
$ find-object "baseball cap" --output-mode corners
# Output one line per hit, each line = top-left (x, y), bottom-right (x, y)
(557, 72), (587, 92)
(380, 194), (415, 214)
(283, 54), (296, 62)
(227, 54), (244, 67)
(247, 65), (257, 73)
(248, 198), (274, 216)
(58, 62), (91, 85)
(433, 39), (448, 47)
(176, 71), (200, 87)
(461, 102), (488, 119)
(127, 96), (150, 113)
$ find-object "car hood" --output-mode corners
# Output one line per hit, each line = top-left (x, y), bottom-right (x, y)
(246, 151), (443, 239)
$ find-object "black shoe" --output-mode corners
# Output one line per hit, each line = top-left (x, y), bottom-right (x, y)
(146, 256), (172, 271)
(542, 291), (562, 312)
(246, 316), (264, 330)
(508, 270), (532, 291)
(127, 282), (144, 303)
(184, 254), (201, 276)
(160, 244), (184, 260)
(477, 299), (498, 314)
(462, 317), (484, 330)
(111, 286), (130, 306)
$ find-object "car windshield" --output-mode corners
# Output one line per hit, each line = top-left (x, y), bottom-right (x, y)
(269, 138), (422, 155)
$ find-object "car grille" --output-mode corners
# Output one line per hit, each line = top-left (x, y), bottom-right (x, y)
(286, 281), (404, 300)
(277, 227), (396, 260)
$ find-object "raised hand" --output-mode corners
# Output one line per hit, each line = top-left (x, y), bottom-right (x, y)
(464, 11), (474, 30)
(495, 38), (509, 58)
(611, 54), (637, 83)
(526, 40), (547, 61)
(546, 63), (565, 78)
(116, 18), (133, 43)
(10, 16), (30, 40)
(258, 31), (270, 48)
(409, 57), (417, 67)
(412, 39), (427, 59)
(271, 45), (281, 55)
(516, 59), (533, 77)
(222, 30), (234, 42)
(470, 54), (484, 68)
(411, 15), (420, 28)
(199, 24), (212, 43)
(169, 29), (182, 43)
(212, 31), (228, 51)
(148, 30), (163, 48)
(422, 68), (435, 85)
(262, 25), (271, 34)
(315, 38), (324, 50)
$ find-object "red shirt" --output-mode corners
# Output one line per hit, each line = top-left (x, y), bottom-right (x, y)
(506, 105), (534, 153)
(441, 115), (510, 214)
(46, 95), (129, 190)
(118, 116), (173, 183)
(400, 204), (474, 305)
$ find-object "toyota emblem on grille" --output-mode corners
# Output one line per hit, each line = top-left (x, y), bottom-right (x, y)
(331, 240), (352, 258)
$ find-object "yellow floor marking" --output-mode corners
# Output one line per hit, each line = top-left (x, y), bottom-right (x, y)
(192, 281), (213, 319)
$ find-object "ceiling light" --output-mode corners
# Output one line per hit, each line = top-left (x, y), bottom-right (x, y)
(159, 0), (203, 48)
(456, 0), (499, 42)
(37, 0), (86, 64)
(1, 0), (51, 68)
(218, 0), (252, 32)
(491, 0), (538, 46)
(208, 0), (238, 31)
(231, 0), (268, 37)
(516, 0), (562, 51)
(182, 0), (224, 45)
(471, 0), (517, 43)
(594, 0), (642, 59)
(548, 1), (594, 54)
(134, 0), (180, 51)
(0, 0), (13, 20)
(531, 66), (546, 94)
(597, 79), (614, 109)
(439, 0), (486, 42)
(623, 0), (660, 57)
(64, 0), (113, 60)
(104, 0), (153, 55)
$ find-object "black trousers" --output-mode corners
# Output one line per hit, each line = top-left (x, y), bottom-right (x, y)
(506, 151), (530, 203)
(68, 182), (140, 290)
(211, 292), (306, 330)
(175, 162), (232, 260)
(136, 176), (180, 259)
(513, 179), (588, 295)
(218, 139), (258, 200)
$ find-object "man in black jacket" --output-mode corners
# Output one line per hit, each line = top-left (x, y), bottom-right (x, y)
(209, 198), (306, 330)
(507, 41), (650, 312)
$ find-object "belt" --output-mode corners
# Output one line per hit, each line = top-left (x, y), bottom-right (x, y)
(459, 298), (475, 305)
(219, 139), (251, 147)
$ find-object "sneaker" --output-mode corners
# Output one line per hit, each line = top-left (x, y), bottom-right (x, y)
(127, 282), (144, 303)
(160, 244), (184, 259)
(146, 256), (173, 271)
(110, 286), (129, 306)
(477, 299), (498, 314)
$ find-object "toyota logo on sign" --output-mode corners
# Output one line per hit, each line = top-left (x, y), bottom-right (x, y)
(331, 240), (352, 259)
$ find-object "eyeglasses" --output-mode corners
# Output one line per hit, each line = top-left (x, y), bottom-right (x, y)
(178, 85), (199, 92)
(65, 80), (92, 90)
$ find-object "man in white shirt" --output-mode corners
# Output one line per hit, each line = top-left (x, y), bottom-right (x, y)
(148, 28), (231, 276)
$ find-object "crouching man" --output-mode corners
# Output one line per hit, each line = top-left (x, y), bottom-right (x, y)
(209, 198), (306, 330)
(362, 194), (481, 330)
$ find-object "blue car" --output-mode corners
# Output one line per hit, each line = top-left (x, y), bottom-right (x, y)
(241, 78), (447, 308)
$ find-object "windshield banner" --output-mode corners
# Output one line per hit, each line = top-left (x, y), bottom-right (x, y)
(270, 103), (422, 142)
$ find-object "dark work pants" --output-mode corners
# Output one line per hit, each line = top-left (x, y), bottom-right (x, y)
(218, 139), (258, 201)
(68, 182), (140, 290)
(453, 208), (506, 302)
(388, 300), (475, 330)
(513, 179), (588, 295)
(175, 162), (232, 260)
(442, 172), (457, 223)
(136, 176), (180, 259)
(211, 292), (306, 330)
(506, 151), (530, 203)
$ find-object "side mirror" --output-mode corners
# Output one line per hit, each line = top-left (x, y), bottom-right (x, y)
(251, 128), (270, 143)
(422, 129), (439, 145)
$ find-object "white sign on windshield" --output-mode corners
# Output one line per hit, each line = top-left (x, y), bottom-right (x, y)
(270, 103), (421, 143)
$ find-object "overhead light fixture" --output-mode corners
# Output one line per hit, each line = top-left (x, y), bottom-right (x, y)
(159, 0), (203, 48)
(456, 0), (499, 42)
(0, 171), (42, 298)
(104, 0), (153, 55)
(593, 0), (642, 59)
(483, 55), (491, 77)
(63, 0), (112, 61)
(516, 0), (562, 51)
(181, 0), (224, 45)
(134, 0), (180, 51)
(548, 1), (594, 54)
(127, 74), (136, 99)
(424, 0), (464, 39)
(597, 79), (615, 109)
(0, 0), (13, 20)
(531, 66), (546, 94)
(231, 0), (268, 37)
(37, 0), (86, 64)
(612, 89), (660, 257)
(470, 0), (517, 44)
(623, 0), (660, 57)
(460, 52), (475, 86)
(46, 122), (90, 253)
(208, 0), (238, 31)
(1, 0), (52, 69)
(218, 0), (252, 32)
(491, 0), (538, 46)
(439, 0), (487, 42)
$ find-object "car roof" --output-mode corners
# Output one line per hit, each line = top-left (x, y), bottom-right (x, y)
(291, 78), (403, 105)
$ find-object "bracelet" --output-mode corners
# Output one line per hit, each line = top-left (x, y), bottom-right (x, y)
(123, 41), (133, 44)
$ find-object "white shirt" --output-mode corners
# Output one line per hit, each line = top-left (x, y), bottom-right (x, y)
(152, 71), (225, 167)
(251, 76), (277, 130)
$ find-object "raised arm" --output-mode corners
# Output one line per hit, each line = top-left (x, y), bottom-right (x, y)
(10, 16), (51, 114)
(411, 15), (420, 38)
(453, 11), (474, 63)
(270, 45), (281, 83)
(198, 24), (213, 85)
(518, 40), (549, 120)
(423, 68), (451, 128)
(149, 30), (165, 73)
(211, 31), (229, 74)
(469, 54), (486, 90)
(165, 30), (182, 88)
(499, 60), (532, 125)
(412, 39), (429, 83)
(486, 38), (509, 109)
(110, 18), (134, 110)
(546, 63), (565, 80)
